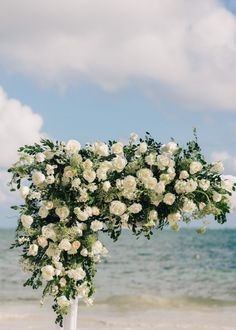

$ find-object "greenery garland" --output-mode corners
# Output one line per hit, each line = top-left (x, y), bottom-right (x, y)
(8, 131), (235, 326)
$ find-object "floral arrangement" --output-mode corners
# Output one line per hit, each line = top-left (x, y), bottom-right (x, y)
(8, 131), (235, 326)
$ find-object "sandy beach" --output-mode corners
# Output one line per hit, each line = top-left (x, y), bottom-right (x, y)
(0, 301), (236, 330)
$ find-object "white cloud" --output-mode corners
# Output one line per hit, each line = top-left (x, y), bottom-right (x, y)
(0, 87), (44, 204)
(0, 0), (236, 110)
(0, 87), (43, 167)
(211, 151), (236, 174)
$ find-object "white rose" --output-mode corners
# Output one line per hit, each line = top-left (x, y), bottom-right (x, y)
(96, 167), (107, 181)
(29, 191), (41, 200)
(42, 224), (57, 241)
(57, 295), (70, 308)
(41, 265), (55, 281)
(93, 141), (109, 157)
(110, 201), (127, 216)
(35, 153), (46, 163)
(144, 177), (158, 190)
(111, 142), (124, 155)
(74, 207), (89, 221)
(28, 244), (38, 256)
(19, 186), (30, 199)
(198, 179), (210, 191)
(211, 162), (224, 173)
(55, 206), (70, 220)
(179, 171), (189, 179)
(44, 150), (54, 160)
(123, 176), (136, 191)
(59, 278), (67, 287)
(80, 248), (88, 257)
(138, 142), (148, 154)
(145, 153), (157, 166)
(32, 171), (45, 186)
(112, 157), (127, 172)
(72, 178), (81, 189)
(46, 244), (60, 258)
(137, 168), (153, 182)
(189, 161), (203, 174)
(128, 203), (142, 214)
(82, 159), (93, 170)
(163, 193), (176, 205)
(92, 241), (103, 255)
(66, 140), (81, 154)
(90, 220), (103, 232)
(46, 164), (55, 175)
(221, 178), (234, 192)
(20, 215), (33, 228)
(185, 179), (198, 193)
(59, 239), (72, 251)
(182, 199), (196, 213)
(149, 210), (158, 221)
(67, 267), (86, 281)
(167, 212), (181, 223)
(44, 201), (54, 210)
(83, 170), (96, 183)
(212, 191), (222, 203)
(130, 132), (139, 143)
(91, 206), (100, 216)
(155, 181), (165, 194)
(37, 236), (48, 248)
(38, 206), (49, 218)
(63, 166), (75, 178)
(156, 155), (171, 169)
(161, 142), (178, 154)
(46, 175), (55, 185)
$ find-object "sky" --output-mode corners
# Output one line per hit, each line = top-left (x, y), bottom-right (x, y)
(0, 0), (236, 228)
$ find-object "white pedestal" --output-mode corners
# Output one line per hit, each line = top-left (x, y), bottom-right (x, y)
(57, 297), (78, 330)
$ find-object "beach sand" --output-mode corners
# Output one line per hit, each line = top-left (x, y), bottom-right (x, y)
(0, 301), (236, 330)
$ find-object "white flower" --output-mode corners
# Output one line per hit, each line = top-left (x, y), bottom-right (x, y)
(167, 212), (181, 224)
(28, 191), (41, 200)
(80, 248), (88, 257)
(189, 161), (203, 175)
(156, 155), (171, 169)
(55, 206), (70, 220)
(72, 178), (81, 189)
(82, 159), (93, 170)
(35, 153), (46, 163)
(138, 142), (148, 154)
(111, 142), (124, 155)
(41, 265), (55, 281)
(28, 244), (38, 256)
(57, 295), (70, 308)
(128, 203), (142, 214)
(185, 179), (198, 193)
(149, 210), (158, 221)
(93, 141), (109, 157)
(44, 150), (54, 160)
(221, 178), (234, 192)
(145, 153), (157, 166)
(19, 186), (30, 199)
(112, 157), (127, 172)
(137, 168), (153, 182)
(161, 142), (178, 154)
(212, 191), (222, 203)
(67, 267), (86, 281)
(46, 243), (60, 258)
(42, 224), (57, 241)
(199, 202), (206, 210)
(46, 175), (55, 184)
(63, 166), (75, 178)
(37, 236), (48, 248)
(179, 170), (189, 179)
(155, 181), (165, 194)
(175, 180), (186, 194)
(83, 169), (96, 183)
(92, 241), (103, 255)
(144, 177), (158, 191)
(46, 164), (55, 175)
(182, 199), (196, 213)
(163, 193), (176, 205)
(130, 132), (138, 143)
(198, 179), (210, 191)
(211, 162), (224, 173)
(92, 206), (100, 216)
(77, 282), (89, 298)
(74, 207), (89, 221)
(110, 201), (127, 216)
(59, 278), (67, 287)
(90, 220), (103, 232)
(38, 206), (49, 219)
(59, 239), (72, 251)
(20, 215), (33, 228)
(44, 201), (54, 210)
(66, 140), (81, 154)
(123, 176), (137, 191)
(32, 171), (45, 186)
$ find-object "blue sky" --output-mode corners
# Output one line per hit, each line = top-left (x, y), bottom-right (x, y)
(0, 0), (236, 228)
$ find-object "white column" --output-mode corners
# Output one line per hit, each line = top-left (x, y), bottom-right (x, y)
(56, 297), (79, 330)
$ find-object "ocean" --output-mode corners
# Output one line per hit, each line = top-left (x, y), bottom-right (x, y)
(0, 228), (236, 310)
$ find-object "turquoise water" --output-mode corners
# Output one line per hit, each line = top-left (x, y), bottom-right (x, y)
(0, 229), (236, 307)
